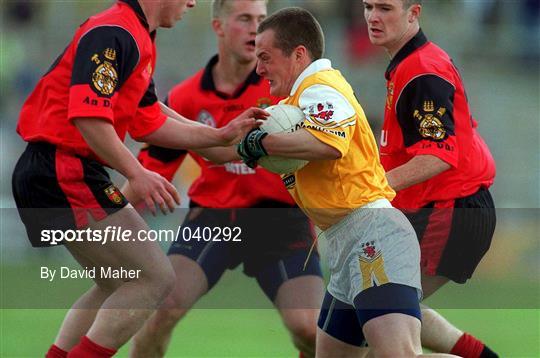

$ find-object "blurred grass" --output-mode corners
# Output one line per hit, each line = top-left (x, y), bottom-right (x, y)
(1, 308), (538, 357)
(1, 262), (539, 357)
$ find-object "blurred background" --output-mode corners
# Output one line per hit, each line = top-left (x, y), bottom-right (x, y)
(1, 0), (539, 357)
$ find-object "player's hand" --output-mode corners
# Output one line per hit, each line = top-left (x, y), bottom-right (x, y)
(237, 128), (268, 168)
(120, 181), (148, 213)
(126, 168), (180, 216)
(217, 107), (269, 145)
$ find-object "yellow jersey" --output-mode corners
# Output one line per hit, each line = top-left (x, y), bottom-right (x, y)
(282, 59), (394, 230)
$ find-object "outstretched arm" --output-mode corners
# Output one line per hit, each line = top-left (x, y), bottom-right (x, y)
(156, 101), (262, 163)
(386, 155), (450, 191)
(138, 107), (266, 149)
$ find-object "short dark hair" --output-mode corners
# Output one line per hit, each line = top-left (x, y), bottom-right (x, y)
(212, 0), (268, 19)
(403, 0), (422, 7)
(257, 7), (324, 61)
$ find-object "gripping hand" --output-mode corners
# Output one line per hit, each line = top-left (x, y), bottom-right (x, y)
(237, 129), (268, 168)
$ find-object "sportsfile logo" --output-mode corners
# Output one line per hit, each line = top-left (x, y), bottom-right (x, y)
(40, 226), (242, 245)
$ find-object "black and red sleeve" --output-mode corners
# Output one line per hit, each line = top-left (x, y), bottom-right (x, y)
(136, 96), (188, 182)
(68, 26), (139, 122)
(128, 77), (168, 139)
(396, 74), (459, 167)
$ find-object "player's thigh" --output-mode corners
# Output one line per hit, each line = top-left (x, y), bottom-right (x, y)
(275, 275), (324, 337)
(437, 188), (496, 283)
(421, 274), (449, 298)
(317, 291), (367, 351)
(316, 328), (369, 358)
(163, 254), (209, 309)
(409, 189), (496, 285)
(167, 207), (234, 292)
(254, 248), (323, 303)
(66, 206), (173, 280)
(362, 313), (422, 356)
(275, 275), (325, 309)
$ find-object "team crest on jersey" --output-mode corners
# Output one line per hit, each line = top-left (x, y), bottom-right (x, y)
(413, 101), (447, 141)
(197, 110), (216, 127)
(307, 102), (335, 125)
(386, 82), (394, 109)
(90, 48), (118, 96)
(358, 241), (389, 290)
(142, 61), (153, 80)
(104, 185), (124, 205)
(282, 173), (296, 190)
(256, 97), (272, 109)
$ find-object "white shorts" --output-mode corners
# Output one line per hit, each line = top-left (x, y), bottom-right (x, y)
(323, 199), (422, 304)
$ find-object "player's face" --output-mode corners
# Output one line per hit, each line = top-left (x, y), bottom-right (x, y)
(219, 1), (267, 64)
(363, 0), (419, 54)
(159, 0), (197, 28)
(255, 30), (299, 97)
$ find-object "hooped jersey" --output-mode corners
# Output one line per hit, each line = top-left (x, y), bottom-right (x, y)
(17, 0), (166, 161)
(138, 56), (296, 208)
(282, 59), (395, 230)
(380, 30), (496, 209)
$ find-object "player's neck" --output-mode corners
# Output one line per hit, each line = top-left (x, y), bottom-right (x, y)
(138, 0), (159, 32)
(212, 54), (256, 95)
(386, 23), (420, 59)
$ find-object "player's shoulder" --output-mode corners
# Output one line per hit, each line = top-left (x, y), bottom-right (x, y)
(398, 42), (455, 83)
(168, 69), (205, 99)
(166, 69), (205, 111)
(76, 3), (145, 44)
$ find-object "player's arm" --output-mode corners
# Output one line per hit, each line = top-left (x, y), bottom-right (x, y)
(136, 107), (265, 149)
(157, 99), (247, 163)
(67, 27), (178, 214)
(194, 146), (240, 164)
(385, 74), (458, 191)
(262, 129), (341, 160)
(238, 84), (354, 164)
(159, 100), (204, 126)
(386, 155), (450, 191)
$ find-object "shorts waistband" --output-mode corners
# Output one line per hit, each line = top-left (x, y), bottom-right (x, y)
(27, 142), (56, 151)
(359, 198), (392, 209)
(323, 199), (393, 238)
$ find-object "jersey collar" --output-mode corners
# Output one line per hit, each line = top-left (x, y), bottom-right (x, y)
(385, 29), (428, 80)
(200, 55), (261, 99)
(119, 0), (151, 32)
(290, 59), (332, 96)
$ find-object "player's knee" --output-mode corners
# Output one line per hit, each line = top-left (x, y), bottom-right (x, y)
(140, 262), (176, 302)
(157, 306), (187, 328)
(155, 264), (176, 298)
(92, 275), (125, 295)
(288, 319), (317, 349)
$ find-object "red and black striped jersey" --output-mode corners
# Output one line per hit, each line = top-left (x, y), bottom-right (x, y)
(17, 0), (166, 161)
(380, 30), (496, 209)
(138, 55), (297, 208)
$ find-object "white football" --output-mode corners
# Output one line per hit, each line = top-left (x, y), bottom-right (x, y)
(258, 104), (309, 174)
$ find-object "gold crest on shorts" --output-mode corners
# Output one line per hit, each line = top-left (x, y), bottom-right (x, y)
(91, 48), (118, 96)
(104, 185), (123, 204)
(413, 101), (447, 141)
(359, 241), (389, 290)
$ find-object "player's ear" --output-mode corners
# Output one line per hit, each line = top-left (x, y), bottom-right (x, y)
(212, 18), (224, 36)
(408, 4), (421, 23)
(294, 45), (308, 61)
